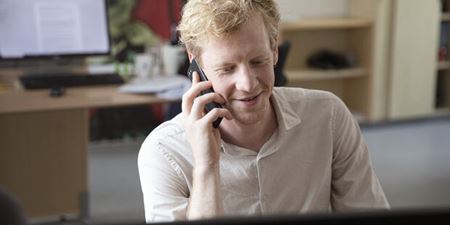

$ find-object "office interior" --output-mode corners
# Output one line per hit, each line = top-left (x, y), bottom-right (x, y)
(1, 0), (450, 224)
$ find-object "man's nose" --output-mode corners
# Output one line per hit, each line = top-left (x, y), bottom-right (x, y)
(235, 65), (258, 92)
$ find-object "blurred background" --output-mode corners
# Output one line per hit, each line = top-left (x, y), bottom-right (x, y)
(0, 0), (449, 224)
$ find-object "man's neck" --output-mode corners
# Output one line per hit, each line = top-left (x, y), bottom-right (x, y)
(220, 101), (278, 152)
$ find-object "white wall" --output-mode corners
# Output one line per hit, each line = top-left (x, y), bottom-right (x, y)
(277, 0), (349, 21)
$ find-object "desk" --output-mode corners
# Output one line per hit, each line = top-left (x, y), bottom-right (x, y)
(0, 85), (173, 219)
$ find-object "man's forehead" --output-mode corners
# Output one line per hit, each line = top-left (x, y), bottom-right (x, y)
(201, 43), (272, 65)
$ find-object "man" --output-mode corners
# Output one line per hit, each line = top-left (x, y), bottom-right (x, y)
(138, 0), (389, 222)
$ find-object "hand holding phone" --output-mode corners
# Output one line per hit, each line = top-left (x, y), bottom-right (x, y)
(187, 59), (223, 128)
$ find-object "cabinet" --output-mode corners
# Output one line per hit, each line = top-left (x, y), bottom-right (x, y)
(280, 0), (450, 122)
(437, 0), (450, 111)
(280, 17), (374, 121)
(386, 0), (440, 120)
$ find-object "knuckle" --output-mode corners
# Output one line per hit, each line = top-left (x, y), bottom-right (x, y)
(209, 108), (222, 117)
(182, 92), (189, 100)
(210, 107), (219, 114)
(192, 96), (202, 105)
(182, 91), (193, 102)
(194, 94), (211, 104)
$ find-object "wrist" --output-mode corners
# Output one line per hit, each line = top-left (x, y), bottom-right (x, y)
(193, 162), (220, 177)
(193, 155), (220, 170)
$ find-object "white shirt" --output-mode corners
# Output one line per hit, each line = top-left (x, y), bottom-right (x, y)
(138, 87), (389, 222)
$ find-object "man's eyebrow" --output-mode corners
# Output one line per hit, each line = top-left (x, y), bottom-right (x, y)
(208, 52), (272, 68)
(254, 55), (271, 60)
(252, 51), (272, 58)
(211, 62), (234, 69)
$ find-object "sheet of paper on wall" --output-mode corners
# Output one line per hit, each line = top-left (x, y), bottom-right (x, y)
(118, 75), (191, 100)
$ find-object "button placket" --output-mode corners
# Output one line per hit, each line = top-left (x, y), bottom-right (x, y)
(256, 157), (267, 212)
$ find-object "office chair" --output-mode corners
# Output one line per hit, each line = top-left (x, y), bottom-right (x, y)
(0, 187), (28, 225)
(274, 41), (291, 86)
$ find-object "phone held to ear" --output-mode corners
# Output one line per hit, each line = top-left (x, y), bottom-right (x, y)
(187, 58), (223, 128)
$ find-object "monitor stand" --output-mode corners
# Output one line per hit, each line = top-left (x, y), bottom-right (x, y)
(25, 58), (86, 76)
(0, 58), (86, 87)
(0, 57), (86, 75)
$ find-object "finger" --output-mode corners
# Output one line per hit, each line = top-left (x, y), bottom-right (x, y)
(182, 71), (200, 114)
(181, 80), (212, 114)
(201, 107), (233, 126)
(190, 92), (225, 119)
(192, 71), (200, 84)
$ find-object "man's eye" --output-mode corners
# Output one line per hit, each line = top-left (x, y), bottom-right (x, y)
(251, 59), (266, 66)
(219, 67), (234, 74)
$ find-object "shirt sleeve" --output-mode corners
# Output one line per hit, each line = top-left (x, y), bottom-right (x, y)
(330, 96), (390, 211)
(138, 135), (190, 222)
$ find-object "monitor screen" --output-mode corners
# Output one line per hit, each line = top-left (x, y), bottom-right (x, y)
(99, 208), (450, 225)
(0, 0), (110, 59)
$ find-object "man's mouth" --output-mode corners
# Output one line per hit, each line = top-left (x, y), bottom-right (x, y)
(235, 92), (262, 104)
(240, 95), (259, 101)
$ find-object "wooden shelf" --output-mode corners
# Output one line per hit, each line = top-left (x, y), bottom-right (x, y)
(280, 11), (374, 120)
(442, 12), (450, 21)
(434, 106), (450, 116)
(281, 17), (372, 31)
(438, 61), (450, 70)
(285, 68), (367, 82)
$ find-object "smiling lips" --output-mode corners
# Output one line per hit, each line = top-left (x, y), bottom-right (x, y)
(235, 93), (261, 106)
(241, 95), (258, 101)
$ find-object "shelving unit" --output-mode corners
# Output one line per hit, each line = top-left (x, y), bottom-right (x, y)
(281, 17), (372, 31)
(280, 17), (373, 121)
(437, 0), (450, 110)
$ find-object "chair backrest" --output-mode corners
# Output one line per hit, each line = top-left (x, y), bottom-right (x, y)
(0, 187), (28, 225)
(274, 41), (291, 86)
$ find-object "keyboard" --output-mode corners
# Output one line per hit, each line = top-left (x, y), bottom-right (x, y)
(19, 73), (124, 90)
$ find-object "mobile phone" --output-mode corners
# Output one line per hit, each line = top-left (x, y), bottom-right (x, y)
(187, 58), (223, 128)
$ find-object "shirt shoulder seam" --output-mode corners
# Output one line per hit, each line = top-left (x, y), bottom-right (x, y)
(150, 128), (186, 180)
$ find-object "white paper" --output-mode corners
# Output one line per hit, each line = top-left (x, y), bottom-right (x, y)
(119, 75), (191, 99)
(35, 2), (82, 53)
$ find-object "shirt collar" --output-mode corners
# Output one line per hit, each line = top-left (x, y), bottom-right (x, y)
(271, 87), (302, 132)
(220, 88), (302, 156)
(221, 142), (257, 156)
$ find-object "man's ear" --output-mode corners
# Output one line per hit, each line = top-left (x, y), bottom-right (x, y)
(187, 51), (195, 62)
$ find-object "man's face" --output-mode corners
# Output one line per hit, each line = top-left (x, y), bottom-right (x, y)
(199, 13), (278, 126)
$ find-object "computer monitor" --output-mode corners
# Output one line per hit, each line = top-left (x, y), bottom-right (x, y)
(103, 208), (450, 225)
(0, 0), (110, 59)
